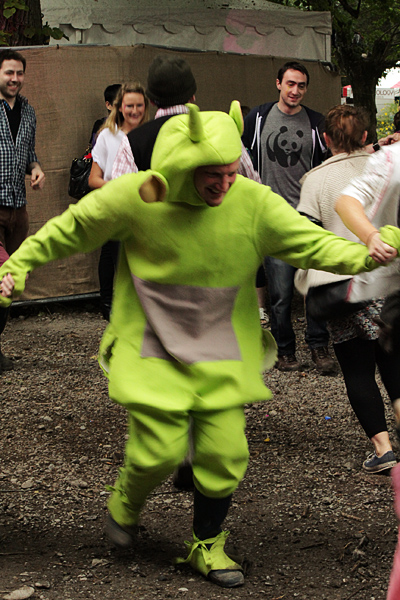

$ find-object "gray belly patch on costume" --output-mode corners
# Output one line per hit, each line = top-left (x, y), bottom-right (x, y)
(133, 275), (241, 364)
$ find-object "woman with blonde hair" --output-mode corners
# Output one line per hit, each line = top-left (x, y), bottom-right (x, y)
(89, 81), (149, 188)
(298, 104), (400, 474)
(89, 82), (149, 319)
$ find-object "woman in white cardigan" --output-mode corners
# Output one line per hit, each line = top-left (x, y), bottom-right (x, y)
(89, 83), (149, 320)
(298, 104), (400, 475)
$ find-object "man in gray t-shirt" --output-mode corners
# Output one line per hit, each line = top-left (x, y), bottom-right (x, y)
(242, 61), (335, 374)
(260, 103), (312, 209)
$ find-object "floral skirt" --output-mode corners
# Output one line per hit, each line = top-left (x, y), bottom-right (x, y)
(327, 298), (384, 345)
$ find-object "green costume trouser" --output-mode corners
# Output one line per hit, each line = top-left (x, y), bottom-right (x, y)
(108, 405), (249, 529)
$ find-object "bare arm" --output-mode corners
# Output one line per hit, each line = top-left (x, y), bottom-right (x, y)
(335, 195), (397, 263)
(365, 132), (400, 154)
(88, 161), (106, 189)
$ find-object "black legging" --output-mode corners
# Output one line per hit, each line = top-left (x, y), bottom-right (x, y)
(334, 337), (400, 439)
(0, 306), (9, 336)
(98, 240), (120, 321)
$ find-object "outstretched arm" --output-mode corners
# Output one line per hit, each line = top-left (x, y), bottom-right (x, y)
(365, 132), (400, 154)
(0, 206), (109, 307)
(252, 181), (400, 275)
(0, 176), (138, 306)
(335, 194), (398, 263)
(0, 171), (164, 307)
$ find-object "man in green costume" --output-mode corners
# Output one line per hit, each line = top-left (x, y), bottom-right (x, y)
(1, 102), (399, 589)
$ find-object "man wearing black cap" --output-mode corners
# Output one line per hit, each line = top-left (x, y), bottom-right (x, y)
(112, 55), (197, 178)
(112, 54), (259, 181)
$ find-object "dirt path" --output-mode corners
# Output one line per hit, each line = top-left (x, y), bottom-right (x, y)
(0, 301), (398, 600)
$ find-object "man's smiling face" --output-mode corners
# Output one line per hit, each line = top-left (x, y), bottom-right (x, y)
(276, 68), (307, 114)
(194, 159), (240, 207)
(0, 59), (25, 104)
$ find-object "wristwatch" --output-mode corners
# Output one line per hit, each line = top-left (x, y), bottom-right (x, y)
(372, 141), (381, 152)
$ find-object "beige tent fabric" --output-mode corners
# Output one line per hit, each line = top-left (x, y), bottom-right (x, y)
(42, 2), (332, 61)
(18, 44), (340, 301)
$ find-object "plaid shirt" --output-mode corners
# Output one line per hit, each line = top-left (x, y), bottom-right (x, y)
(0, 95), (38, 208)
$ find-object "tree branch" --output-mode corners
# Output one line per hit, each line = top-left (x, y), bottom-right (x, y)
(337, 0), (362, 19)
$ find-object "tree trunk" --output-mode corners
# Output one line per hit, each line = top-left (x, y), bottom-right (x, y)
(335, 43), (381, 142)
(350, 69), (379, 143)
(0, 0), (43, 46)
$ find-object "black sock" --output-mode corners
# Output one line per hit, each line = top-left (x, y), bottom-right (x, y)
(193, 488), (232, 540)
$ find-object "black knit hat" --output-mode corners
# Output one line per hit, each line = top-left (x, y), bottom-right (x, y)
(146, 55), (197, 107)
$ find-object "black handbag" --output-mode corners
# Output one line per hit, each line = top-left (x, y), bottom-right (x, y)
(376, 290), (400, 353)
(306, 280), (368, 321)
(68, 147), (92, 200)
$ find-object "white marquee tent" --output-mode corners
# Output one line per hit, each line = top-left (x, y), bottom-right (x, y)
(41, 0), (332, 62)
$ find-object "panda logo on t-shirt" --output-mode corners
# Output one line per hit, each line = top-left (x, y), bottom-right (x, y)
(266, 126), (304, 167)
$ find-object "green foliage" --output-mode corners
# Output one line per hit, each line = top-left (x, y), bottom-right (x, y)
(1, 0), (69, 45)
(0, 31), (11, 45)
(268, 0), (400, 138)
(42, 24), (65, 40)
(270, 0), (400, 75)
(376, 102), (399, 138)
(3, 0), (28, 18)
(23, 23), (67, 42)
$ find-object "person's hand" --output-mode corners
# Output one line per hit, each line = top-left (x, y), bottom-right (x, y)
(30, 166), (45, 190)
(0, 273), (15, 297)
(367, 231), (398, 263)
(378, 132), (400, 146)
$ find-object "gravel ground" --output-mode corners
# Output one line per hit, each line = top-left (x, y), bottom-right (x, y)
(0, 298), (398, 600)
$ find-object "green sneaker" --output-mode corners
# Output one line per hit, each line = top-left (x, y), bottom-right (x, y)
(176, 531), (244, 588)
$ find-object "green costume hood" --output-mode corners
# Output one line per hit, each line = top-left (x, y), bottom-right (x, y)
(149, 102), (243, 206)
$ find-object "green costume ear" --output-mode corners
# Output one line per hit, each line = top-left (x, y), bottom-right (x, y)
(187, 103), (204, 143)
(229, 100), (244, 136)
(139, 174), (167, 203)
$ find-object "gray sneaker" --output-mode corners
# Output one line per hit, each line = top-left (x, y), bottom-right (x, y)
(363, 451), (397, 473)
(0, 351), (13, 373)
(105, 515), (137, 549)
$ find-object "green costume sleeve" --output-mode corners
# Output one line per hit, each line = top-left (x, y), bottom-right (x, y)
(379, 225), (400, 248)
(0, 172), (152, 306)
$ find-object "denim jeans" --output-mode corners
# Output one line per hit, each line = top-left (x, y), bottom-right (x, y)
(264, 256), (329, 355)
